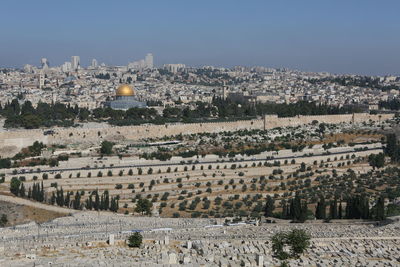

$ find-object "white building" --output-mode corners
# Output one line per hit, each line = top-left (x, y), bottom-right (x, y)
(40, 58), (49, 69)
(163, 64), (186, 73)
(91, 59), (98, 68)
(61, 62), (72, 72)
(71, 56), (80, 71)
(145, 53), (153, 69)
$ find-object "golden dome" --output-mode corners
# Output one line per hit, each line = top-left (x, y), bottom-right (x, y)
(116, 84), (135, 96)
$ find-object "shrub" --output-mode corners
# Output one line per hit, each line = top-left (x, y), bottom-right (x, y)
(127, 232), (142, 248)
(271, 229), (311, 260)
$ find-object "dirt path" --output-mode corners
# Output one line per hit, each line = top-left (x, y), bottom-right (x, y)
(0, 193), (76, 214)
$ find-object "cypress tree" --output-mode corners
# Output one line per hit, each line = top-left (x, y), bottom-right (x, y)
(39, 181), (44, 202)
(105, 192), (110, 210)
(73, 191), (81, 210)
(282, 203), (288, 219)
(19, 183), (25, 198)
(293, 195), (302, 221)
(110, 197), (116, 212)
(333, 198), (338, 219)
(338, 201), (343, 219)
(375, 195), (385, 221)
(315, 196), (326, 219)
(329, 198), (338, 219)
(264, 195), (275, 217)
(299, 200), (308, 222)
(60, 187), (64, 207)
(64, 192), (70, 207)
(51, 192), (56, 205)
(95, 191), (100, 211)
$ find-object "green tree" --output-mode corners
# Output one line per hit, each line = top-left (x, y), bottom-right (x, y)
(271, 229), (311, 261)
(0, 214), (8, 227)
(127, 232), (142, 248)
(368, 153), (385, 169)
(135, 198), (152, 215)
(72, 191), (81, 210)
(374, 195), (386, 221)
(19, 182), (26, 198)
(286, 229), (311, 258)
(315, 196), (326, 220)
(264, 195), (275, 217)
(385, 133), (399, 162)
(100, 141), (114, 155)
(10, 177), (21, 196)
(271, 232), (289, 260)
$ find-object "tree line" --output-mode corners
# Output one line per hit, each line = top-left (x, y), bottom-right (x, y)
(0, 97), (365, 129)
(9, 178), (119, 212)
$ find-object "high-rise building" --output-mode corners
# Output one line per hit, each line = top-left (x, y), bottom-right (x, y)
(41, 58), (49, 69)
(145, 53), (153, 69)
(91, 59), (98, 68)
(71, 56), (80, 70)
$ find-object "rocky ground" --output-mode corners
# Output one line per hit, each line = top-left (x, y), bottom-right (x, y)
(0, 198), (67, 226)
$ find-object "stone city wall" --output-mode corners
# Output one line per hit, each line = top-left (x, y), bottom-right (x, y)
(47, 119), (264, 145)
(0, 113), (394, 157)
(0, 129), (48, 157)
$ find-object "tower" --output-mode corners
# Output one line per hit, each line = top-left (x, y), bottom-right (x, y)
(145, 53), (153, 69)
(40, 58), (49, 69)
(222, 81), (228, 100)
(71, 56), (80, 70)
(38, 72), (45, 89)
(91, 59), (98, 68)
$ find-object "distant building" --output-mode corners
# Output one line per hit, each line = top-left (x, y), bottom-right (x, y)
(145, 53), (153, 69)
(104, 84), (147, 110)
(71, 56), (80, 71)
(91, 59), (98, 68)
(163, 64), (185, 73)
(41, 58), (49, 69)
(61, 62), (72, 72)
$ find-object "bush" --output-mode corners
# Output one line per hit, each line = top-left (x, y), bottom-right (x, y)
(271, 229), (311, 260)
(127, 232), (142, 248)
(10, 177), (21, 196)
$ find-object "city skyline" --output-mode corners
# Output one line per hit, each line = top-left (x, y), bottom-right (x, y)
(0, 1), (400, 75)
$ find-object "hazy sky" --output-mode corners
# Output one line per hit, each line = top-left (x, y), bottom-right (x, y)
(1, 0), (399, 75)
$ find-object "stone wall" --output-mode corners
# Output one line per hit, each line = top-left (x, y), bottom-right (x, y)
(0, 130), (48, 157)
(47, 119), (264, 145)
(0, 113), (394, 157)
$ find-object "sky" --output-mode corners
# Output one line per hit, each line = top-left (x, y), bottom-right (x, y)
(0, 0), (399, 75)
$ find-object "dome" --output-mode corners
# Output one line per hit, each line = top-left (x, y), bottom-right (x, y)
(116, 84), (135, 96)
